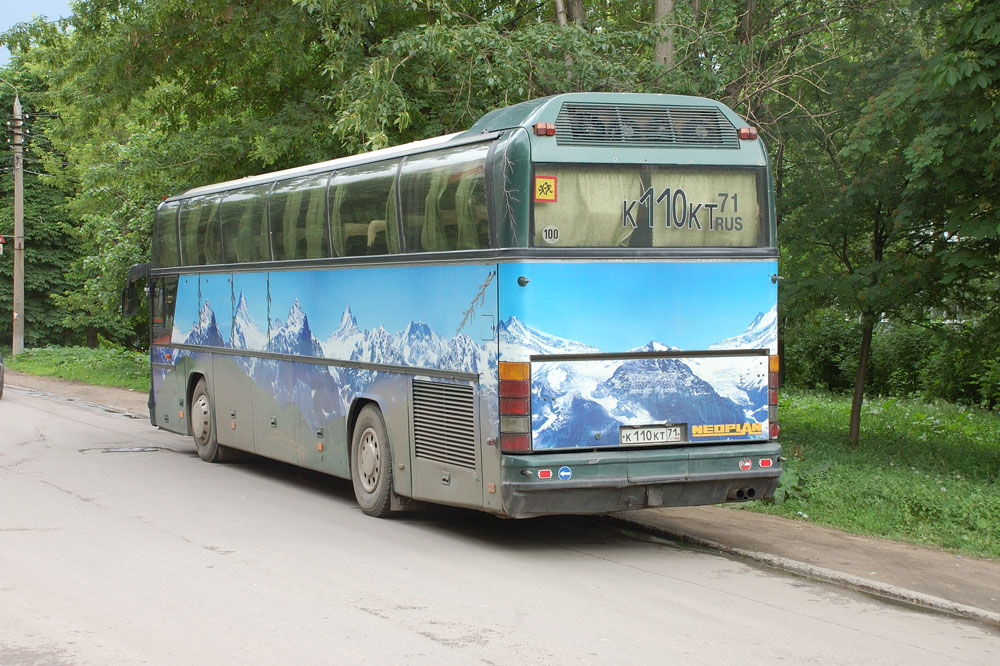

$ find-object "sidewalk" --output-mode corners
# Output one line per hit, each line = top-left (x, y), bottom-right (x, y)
(7, 370), (1000, 628)
(616, 507), (1000, 628)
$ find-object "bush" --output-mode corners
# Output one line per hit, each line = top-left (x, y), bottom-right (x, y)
(782, 308), (859, 392)
(783, 310), (999, 409)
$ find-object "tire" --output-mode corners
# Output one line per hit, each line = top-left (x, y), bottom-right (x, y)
(350, 404), (393, 517)
(190, 378), (226, 462)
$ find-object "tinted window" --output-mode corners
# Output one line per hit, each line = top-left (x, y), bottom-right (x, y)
(220, 183), (272, 263)
(152, 201), (180, 268)
(178, 196), (222, 266)
(269, 172), (331, 261)
(151, 276), (178, 345)
(399, 144), (489, 252)
(329, 159), (400, 257)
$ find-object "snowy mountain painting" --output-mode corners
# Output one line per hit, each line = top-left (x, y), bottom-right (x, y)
(167, 260), (777, 450)
(170, 265), (500, 433)
(500, 306), (776, 449)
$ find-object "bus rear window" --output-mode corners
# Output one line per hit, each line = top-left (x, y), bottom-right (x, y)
(532, 165), (769, 248)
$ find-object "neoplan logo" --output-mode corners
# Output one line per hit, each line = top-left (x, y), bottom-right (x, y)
(691, 423), (763, 437)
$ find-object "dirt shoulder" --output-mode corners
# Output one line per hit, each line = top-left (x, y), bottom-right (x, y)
(4, 370), (150, 417)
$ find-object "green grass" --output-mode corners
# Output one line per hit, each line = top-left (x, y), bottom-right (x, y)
(5, 345), (150, 393)
(742, 388), (1000, 559)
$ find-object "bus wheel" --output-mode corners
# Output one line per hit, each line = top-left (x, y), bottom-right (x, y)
(190, 378), (225, 463)
(351, 404), (393, 517)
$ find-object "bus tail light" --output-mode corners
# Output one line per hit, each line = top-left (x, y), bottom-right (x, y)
(499, 362), (532, 452)
(533, 122), (556, 136)
(768, 354), (779, 440)
(739, 126), (758, 140)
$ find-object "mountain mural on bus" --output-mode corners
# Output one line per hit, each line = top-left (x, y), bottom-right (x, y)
(168, 260), (776, 449)
(170, 266), (500, 433)
(501, 306), (776, 448)
(497, 261), (777, 448)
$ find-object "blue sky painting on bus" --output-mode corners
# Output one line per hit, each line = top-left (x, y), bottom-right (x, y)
(498, 261), (776, 353)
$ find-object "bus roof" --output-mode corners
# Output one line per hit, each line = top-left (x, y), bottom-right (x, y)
(169, 132), (464, 202)
(167, 92), (761, 203)
(457, 92), (746, 136)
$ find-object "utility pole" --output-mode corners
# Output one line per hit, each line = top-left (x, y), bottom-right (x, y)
(12, 93), (24, 355)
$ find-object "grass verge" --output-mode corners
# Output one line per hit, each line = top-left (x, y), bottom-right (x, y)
(4, 345), (150, 393)
(742, 388), (1000, 559)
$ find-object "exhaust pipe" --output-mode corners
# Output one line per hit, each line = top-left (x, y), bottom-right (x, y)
(727, 487), (757, 501)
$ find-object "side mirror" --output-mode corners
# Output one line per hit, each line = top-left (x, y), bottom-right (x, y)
(122, 283), (138, 317)
(122, 263), (149, 318)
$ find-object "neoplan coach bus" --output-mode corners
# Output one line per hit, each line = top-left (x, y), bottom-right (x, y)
(123, 93), (782, 518)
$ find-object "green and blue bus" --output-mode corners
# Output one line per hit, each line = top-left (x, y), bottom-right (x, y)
(124, 93), (782, 518)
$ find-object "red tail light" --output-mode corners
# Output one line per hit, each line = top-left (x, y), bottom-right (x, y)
(499, 362), (531, 452)
(769, 355), (780, 440)
(500, 398), (529, 415)
(500, 434), (531, 452)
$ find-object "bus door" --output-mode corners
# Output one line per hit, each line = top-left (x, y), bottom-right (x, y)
(210, 273), (256, 453)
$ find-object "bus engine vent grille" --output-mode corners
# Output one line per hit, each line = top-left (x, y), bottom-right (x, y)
(412, 380), (477, 470)
(555, 103), (740, 149)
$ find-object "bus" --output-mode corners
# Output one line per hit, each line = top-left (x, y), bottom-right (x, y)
(123, 92), (782, 518)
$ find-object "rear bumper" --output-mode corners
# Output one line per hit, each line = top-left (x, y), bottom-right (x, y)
(499, 443), (781, 518)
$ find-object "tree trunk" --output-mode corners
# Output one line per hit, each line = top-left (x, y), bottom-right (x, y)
(848, 311), (876, 448)
(554, 0), (569, 26)
(741, 0), (757, 43)
(568, 0), (586, 25)
(654, 0), (676, 69)
(87, 326), (99, 348)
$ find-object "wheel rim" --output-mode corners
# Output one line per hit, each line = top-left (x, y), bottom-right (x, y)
(358, 426), (381, 493)
(193, 393), (212, 446)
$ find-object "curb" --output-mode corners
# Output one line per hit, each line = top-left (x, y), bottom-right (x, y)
(610, 514), (1000, 631)
(6, 382), (145, 420)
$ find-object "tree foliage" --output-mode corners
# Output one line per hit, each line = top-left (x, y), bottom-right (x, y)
(0, 66), (82, 347)
(1, 0), (997, 429)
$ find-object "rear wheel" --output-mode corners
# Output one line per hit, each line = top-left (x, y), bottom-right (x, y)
(190, 378), (226, 462)
(351, 404), (393, 517)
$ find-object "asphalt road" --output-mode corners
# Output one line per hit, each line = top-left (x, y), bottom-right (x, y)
(1, 385), (998, 665)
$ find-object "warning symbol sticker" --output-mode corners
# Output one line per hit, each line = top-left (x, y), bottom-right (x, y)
(534, 176), (557, 203)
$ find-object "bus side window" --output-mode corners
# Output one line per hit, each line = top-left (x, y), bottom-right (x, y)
(151, 276), (178, 345)
(152, 201), (181, 268)
(270, 173), (332, 261)
(329, 159), (400, 257)
(221, 184), (271, 264)
(201, 198), (221, 264)
(178, 196), (219, 266)
(400, 144), (490, 253)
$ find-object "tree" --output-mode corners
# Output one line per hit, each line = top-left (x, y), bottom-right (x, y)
(0, 63), (83, 347)
(779, 0), (1000, 442)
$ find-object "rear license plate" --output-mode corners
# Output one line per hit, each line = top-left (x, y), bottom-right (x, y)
(619, 424), (683, 446)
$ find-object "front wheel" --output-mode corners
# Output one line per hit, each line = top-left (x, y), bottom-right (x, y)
(190, 378), (227, 462)
(351, 404), (393, 517)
